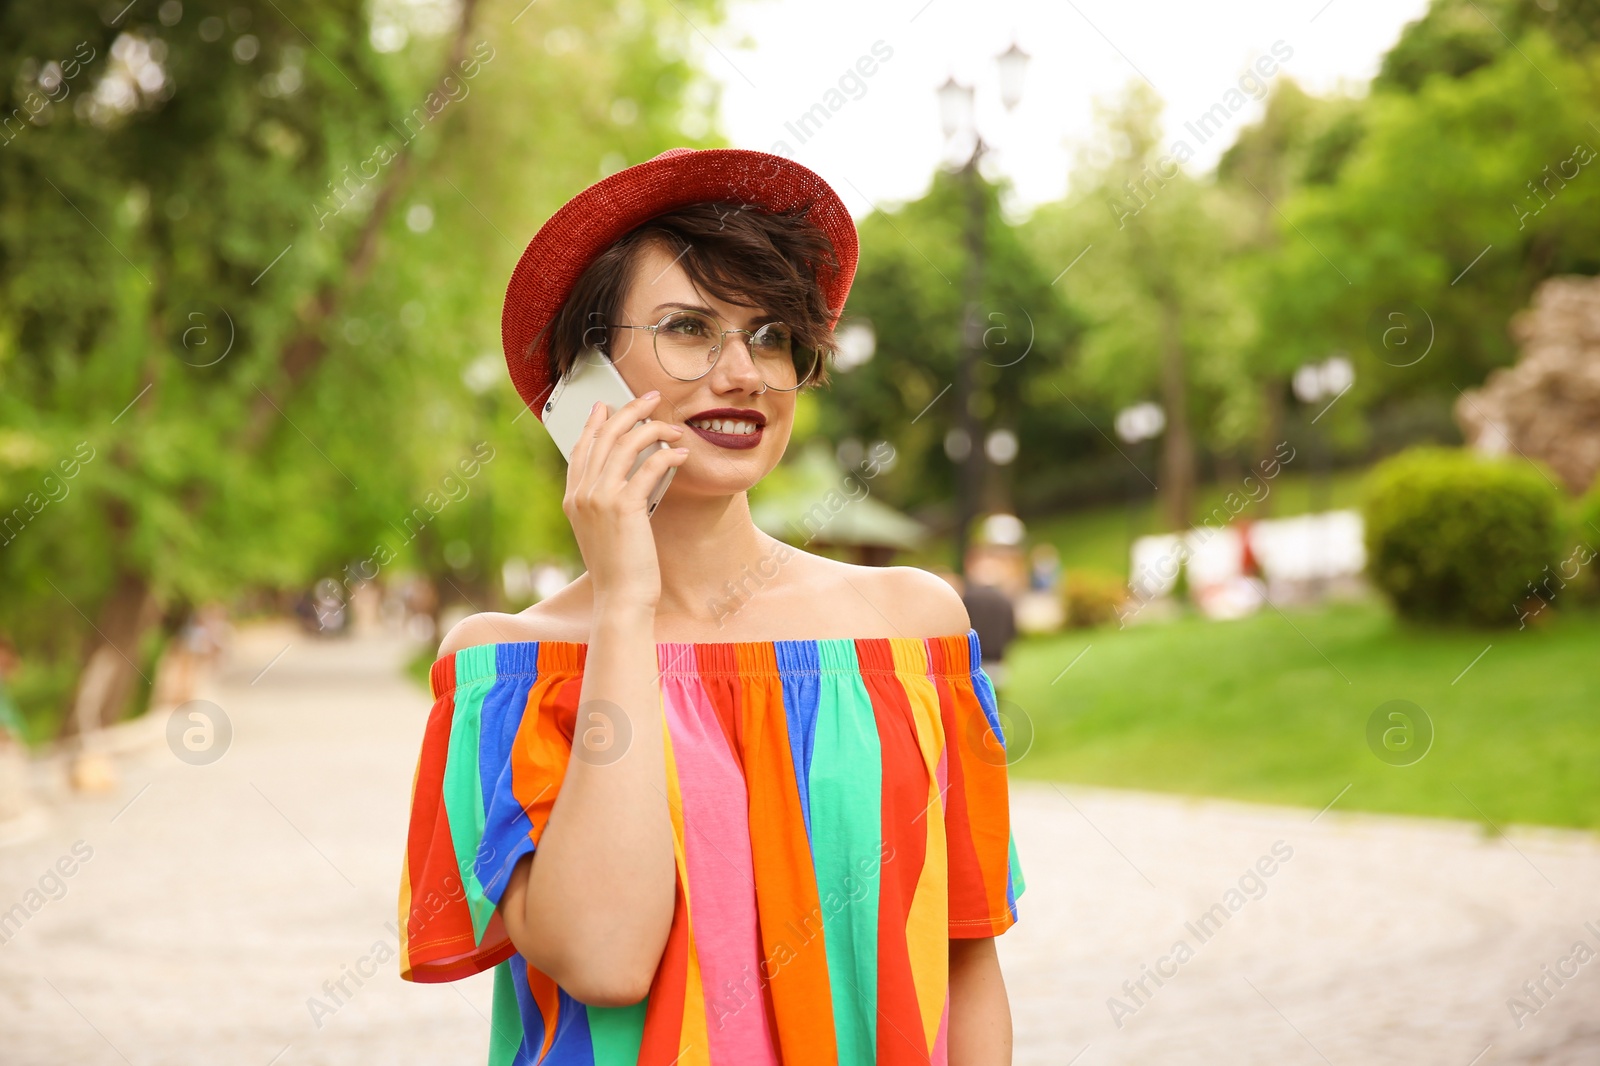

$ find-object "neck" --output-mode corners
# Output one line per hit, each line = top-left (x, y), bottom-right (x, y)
(635, 489), (779, 625)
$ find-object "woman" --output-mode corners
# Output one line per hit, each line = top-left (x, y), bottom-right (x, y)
(398, 147), (1025, 1065)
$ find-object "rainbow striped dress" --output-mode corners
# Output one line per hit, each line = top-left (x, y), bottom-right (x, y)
(398, 629), (1025, 1065)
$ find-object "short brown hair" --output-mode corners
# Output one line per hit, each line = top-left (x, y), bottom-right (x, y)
(531, 201), (842, 393)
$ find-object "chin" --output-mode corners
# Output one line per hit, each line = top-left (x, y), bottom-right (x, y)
(676, 441), (785, 496)
(672, 465), (769, 497)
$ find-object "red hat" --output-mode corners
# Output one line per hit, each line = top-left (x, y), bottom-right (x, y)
(500, 147), (860, 419)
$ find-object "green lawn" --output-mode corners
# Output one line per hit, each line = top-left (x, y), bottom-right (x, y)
(1000, 599), (1600, 831)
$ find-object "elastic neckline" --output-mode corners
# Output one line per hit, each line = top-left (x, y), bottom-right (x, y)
(431, 628), (985, 695)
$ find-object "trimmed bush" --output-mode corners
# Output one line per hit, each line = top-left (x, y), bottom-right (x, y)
(1578, 476), (1600, 543)
(1363, 447), (1563, 626)
(1567, 475), (1600, 605)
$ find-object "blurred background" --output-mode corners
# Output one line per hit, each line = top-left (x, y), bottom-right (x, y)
(2, 0), (1599, 1062)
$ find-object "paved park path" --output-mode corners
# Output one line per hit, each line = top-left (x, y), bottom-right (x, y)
(2, 622), (1597, 1064)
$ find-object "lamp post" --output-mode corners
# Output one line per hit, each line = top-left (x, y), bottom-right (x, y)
(938, 39), (1029, 578)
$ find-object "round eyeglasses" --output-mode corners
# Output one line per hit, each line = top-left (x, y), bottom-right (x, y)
(608, 309), (821, 392)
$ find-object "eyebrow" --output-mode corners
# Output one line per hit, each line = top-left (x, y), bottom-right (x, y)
(651, 301), (776, 327)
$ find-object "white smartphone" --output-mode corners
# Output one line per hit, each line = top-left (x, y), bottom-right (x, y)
(541, 349), (676, 518)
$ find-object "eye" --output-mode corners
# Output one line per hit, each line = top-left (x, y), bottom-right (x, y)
(663, 311), (713, 336)
(751, 322), (792, 349)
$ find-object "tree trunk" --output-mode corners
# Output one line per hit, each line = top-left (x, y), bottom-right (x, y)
(1255, 376), (1285, 517)
(1157, 296), (1195, 531)
(57, 1), (484, 738)
(1127, 213), (1195, 534)
(59, 569), (158, 740)
(244, 0), (481, 442)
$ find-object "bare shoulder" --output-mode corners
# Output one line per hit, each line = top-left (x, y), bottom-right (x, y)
(435, 612), (531, 659)
(434, 577), (594, 658)
(875, 564), (972, 638)
(788, 551), (970, 639)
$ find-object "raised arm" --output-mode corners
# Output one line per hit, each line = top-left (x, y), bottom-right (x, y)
(447, 393), (687, 1006)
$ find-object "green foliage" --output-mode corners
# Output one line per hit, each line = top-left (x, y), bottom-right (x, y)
(1257, 32), (1600, 405)
(1218, 80), (1367, 198)
(1577, 473), (1600, 544)
(1376, 0), (1513, 91)
(0, 0), (726, 732)
(1376, 0), (1600, 92)
(1567, 473), (1600, 603)
(9, 0), (1600, 737)
(1029, 83), (1258, 449)
(1020, 82), (1265, 529)
(1363, 447), (1563, 625)
(832, 166), (1079, 514)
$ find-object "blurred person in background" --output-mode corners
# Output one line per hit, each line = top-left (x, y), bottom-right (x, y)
(1028, 542), (1061, 594)
(964, 542), (1019, 693)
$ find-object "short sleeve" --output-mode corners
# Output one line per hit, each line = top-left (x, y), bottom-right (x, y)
(398, 643), (578, 983)
(940, 633), (1025, 938)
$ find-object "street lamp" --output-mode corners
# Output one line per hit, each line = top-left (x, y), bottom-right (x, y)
(996, 42), (1030, 111)
(936, 76), (975, 144)
(939, 40), (1030, 578)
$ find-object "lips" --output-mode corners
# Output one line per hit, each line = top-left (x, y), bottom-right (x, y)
(688, 422), (763, 450)
(684, 408), (765, 451)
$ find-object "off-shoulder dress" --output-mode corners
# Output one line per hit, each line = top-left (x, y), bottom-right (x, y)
(397, 628), (1025, 1065)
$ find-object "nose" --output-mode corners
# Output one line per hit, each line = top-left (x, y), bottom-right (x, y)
(709, 331), (766, 393)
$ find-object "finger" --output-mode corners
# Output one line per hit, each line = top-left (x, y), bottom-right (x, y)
(573, 397), (671, 507)
(569, 400), (611, 491)
(594, 416), (686, 494)
(579, 392), (659, 483)
(618, 444), (689, 506)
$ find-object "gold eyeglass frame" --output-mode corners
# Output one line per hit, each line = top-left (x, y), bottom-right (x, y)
(607, 309), (821, 393)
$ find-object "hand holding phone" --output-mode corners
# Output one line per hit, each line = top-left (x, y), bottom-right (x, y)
(542, 350), (679, 517)
(558, 390), (688, 611)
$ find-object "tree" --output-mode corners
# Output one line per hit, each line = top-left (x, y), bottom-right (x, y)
(1216, 79), (1367, 488)
(1252, 30), (1600, 439)
(1376, 0), (1600, 92)
(1027, 82), (1255, 531)
(0, 0), (725, 737)
(822, 165), (1078, 525)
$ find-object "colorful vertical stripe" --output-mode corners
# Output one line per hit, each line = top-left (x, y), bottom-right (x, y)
(398, 629), (1024, 1065)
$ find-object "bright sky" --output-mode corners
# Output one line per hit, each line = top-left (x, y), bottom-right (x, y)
(700, 0), (1433, 219)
